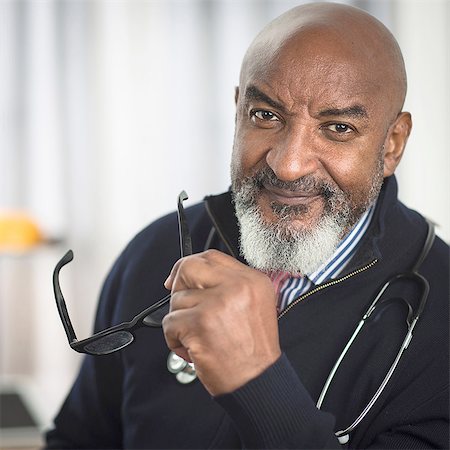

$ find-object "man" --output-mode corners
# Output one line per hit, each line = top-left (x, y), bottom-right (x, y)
(46, 2), (449, 449)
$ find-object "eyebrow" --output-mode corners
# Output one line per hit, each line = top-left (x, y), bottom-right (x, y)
(243, 85), (287, 113)
(244, 85), (369, 120)
(317, 105), (368, 120)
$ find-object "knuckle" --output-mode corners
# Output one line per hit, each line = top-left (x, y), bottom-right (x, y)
(172, 260), (195, 288)
(162, 312), (184, 349)
(178, 254), (203, 274)
(176, 256), (190, 272)
(169, 290), (193, 312)
(161, 312), (172, 330)
(162, 310), (181, 332)
(202, 249), (223, 261)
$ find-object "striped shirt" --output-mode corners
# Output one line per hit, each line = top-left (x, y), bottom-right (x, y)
(270, 203), (376, 312)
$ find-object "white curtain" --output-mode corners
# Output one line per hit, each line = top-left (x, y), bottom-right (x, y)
(0, 0), (448, 437)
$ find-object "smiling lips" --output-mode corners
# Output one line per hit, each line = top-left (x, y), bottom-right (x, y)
(261, 184), (322, 206)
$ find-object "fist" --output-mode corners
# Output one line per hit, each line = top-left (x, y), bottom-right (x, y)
(162, 250), (281, 396)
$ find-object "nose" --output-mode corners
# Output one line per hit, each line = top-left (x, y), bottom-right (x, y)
(265, 127), (319, 182)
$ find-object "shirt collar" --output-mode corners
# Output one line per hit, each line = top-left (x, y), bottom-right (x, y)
(307, 201), (377, 285)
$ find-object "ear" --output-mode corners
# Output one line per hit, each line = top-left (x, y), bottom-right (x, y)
(383, 112), (412, 177)
(234, 86), (239, 105)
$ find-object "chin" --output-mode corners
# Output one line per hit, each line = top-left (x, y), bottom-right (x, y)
(258, 199), (325, 234)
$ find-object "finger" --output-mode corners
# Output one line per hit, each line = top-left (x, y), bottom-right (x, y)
(165, 250), (240, 290)
(169, 289), (203, 313)
(164, 257), (183, 290)
(165, 252), (231, 292)
(164, 255), (201, 291)
(171, 346), (192, 364)
(162, 309), (196, 358)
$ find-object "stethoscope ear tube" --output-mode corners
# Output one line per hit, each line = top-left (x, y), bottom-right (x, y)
(317, 220), (435, 445)
(332, 323), (416, 441)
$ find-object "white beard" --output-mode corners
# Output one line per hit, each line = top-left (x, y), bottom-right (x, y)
(235, 200), (344, 275)
(231, 154), (384, 275)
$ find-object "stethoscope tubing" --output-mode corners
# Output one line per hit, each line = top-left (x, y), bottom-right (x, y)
(316, 219), (434, 444)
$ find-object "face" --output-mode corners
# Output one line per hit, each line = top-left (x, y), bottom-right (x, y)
(231, 32), (399, 273)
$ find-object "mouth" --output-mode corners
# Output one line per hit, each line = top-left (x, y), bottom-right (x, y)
(260, 184), (323, 206)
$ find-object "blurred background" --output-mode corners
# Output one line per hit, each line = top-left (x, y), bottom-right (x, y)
(0, 0), (448, 447)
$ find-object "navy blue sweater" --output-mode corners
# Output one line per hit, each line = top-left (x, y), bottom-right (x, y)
(46, 177), (449, 449)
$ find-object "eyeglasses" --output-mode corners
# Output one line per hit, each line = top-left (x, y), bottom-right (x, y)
(52, 191), (192, 355)
(316, 220), (435, 445)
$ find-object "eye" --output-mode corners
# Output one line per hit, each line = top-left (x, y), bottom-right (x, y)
(250, 109), (279, 122)
(321, 122), (358, 142)
(326, 123), (352, 133)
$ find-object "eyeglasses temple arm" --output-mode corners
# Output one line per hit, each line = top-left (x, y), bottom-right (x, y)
(53, 250), (78, 344)
(177, 190), (193, 258)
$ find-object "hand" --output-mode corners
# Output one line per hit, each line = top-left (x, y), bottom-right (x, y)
(162, 250), (281, 396)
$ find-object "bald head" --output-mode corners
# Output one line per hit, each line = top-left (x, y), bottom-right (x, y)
(240, 3), (407, 118)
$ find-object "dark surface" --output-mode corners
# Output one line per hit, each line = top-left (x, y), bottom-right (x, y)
(0, 392), (38, 429)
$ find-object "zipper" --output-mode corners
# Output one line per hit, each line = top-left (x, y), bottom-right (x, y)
(204, 198), (379, 320)
(277, 259), (379, 320)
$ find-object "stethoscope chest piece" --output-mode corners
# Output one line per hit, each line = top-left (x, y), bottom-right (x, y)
(337, 434), (350, 445)
(167, 351), (197, 384)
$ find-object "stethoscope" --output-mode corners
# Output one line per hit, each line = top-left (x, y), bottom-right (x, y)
(316, 219), (435, 444)
(167, 220), (435, 445)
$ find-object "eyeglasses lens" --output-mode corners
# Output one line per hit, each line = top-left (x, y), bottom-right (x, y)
(143, 302), (170, 328)
(54, 191), (191, 354)
(82, 330), (134, 355)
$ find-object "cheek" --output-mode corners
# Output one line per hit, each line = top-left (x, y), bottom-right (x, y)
(232, 125), (269, 176)
(320, 145), (383, 197)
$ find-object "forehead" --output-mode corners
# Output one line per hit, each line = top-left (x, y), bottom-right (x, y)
(243, 28), (387, 115)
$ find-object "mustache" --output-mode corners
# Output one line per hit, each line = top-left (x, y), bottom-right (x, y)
(232, 165), (355, 231)
(253, 167), (334, 199)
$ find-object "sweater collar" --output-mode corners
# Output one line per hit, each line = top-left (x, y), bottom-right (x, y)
(204, 190), (242, 261)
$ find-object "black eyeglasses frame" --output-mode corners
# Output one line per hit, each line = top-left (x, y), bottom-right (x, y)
(52, 190), (192, 355)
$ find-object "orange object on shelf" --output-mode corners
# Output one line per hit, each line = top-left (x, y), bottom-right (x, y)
(0, 211), (44, 252)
